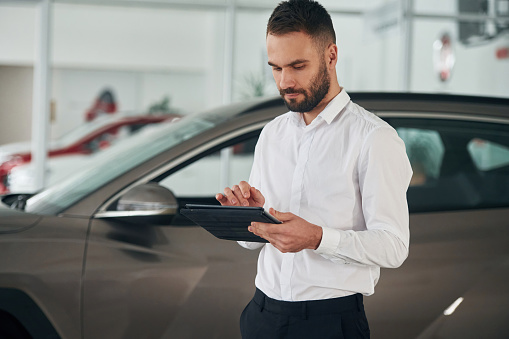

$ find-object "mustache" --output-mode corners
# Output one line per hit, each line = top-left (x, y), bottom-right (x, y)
(279, 88), (306, 96)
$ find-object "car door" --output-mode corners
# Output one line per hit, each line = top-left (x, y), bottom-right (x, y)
(82, 127), (264, 339)
(364, 113), (509, 339)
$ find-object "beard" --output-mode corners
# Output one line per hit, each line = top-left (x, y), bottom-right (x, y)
(280, 62), (330, 113)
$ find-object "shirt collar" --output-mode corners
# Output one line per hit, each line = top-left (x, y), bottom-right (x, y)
(288, 89), (350, 126)
(318, 89), (350, 125)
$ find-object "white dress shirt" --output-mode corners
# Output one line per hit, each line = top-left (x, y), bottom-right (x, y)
(239, 89), (413, 302)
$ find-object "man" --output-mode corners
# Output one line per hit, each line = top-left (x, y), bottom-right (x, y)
(216, 1), (412, 338)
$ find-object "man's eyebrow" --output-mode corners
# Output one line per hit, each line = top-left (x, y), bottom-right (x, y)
(268, 59), (309, 68)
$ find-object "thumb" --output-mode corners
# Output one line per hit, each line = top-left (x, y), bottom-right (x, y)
(269, 208), (293, 221)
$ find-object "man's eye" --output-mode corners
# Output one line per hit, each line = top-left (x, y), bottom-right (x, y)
(294, 65), (304, 70)
(273, 67), (282, 72)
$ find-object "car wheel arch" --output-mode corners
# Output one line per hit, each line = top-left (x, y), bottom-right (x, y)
(0, 288), (60, 338)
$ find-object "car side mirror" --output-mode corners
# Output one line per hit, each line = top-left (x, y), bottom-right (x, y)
(95, 183), (178, 225)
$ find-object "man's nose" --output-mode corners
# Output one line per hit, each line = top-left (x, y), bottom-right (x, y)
(279, 69), (295, 90)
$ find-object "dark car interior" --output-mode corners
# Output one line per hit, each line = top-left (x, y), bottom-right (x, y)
(392, 118), (509, 213)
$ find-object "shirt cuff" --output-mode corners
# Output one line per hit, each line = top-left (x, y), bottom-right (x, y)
(315, 226), (341, 256)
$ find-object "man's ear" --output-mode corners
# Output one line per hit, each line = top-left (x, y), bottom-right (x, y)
(327, 43), (338, 68)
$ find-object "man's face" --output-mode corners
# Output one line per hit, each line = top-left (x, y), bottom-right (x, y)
(267, 31), (330, 113)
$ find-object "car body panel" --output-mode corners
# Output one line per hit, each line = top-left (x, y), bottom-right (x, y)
(82, 218), (258, 338)
(415, 257), (509, 339)
(0, 206), (41, 234)
(0, 205), (88, 338)
(364, 207), (509, 338)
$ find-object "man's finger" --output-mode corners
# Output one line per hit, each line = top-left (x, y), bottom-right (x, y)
(239, 181), (251, 199)
(232, 185), (249, 206)
(250, 187), (265, 204)
(215, 193), (224, 202)
(250, 222), (282, 237)
(223, 187), (238, 205)
(269, 208), (293, 221)
(216, 193), (229, 205)
(249, 222), (277, 242)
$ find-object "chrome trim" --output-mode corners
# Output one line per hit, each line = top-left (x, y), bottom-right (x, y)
(96, 121), (268, 214)
(95, 208), (177, 219)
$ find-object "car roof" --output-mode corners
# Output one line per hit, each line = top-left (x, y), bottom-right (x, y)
(237, 92), (509, 119)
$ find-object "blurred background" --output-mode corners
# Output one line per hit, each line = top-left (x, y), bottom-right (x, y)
(0, 0), (508, 192)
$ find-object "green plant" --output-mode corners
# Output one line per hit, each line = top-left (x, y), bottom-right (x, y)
(148, 96), (179, 115)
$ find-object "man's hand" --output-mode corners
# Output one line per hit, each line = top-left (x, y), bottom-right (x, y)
(249, 208), (323, 253)
(216, 181), (265, 208)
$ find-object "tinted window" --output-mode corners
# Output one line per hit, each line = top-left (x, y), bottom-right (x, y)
(397, 127), (444, 186)
(390, 118), (509, 213)
(468, 138), (509, 171)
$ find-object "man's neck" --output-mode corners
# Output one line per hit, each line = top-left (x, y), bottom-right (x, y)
(302, 85), (342, 125)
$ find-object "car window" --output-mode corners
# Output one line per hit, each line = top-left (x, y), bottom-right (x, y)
(160, 136), (258, 197)
(396, 128), (444, 186)
(468, 138), (509, 171)
(389, 118), (509, 213)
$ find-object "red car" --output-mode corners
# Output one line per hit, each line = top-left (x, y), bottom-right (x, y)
(0, 114), (179, 194)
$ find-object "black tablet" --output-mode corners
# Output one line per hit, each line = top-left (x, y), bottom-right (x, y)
(180, 204), (281, 242)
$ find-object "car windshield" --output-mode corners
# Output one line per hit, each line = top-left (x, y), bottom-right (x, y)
(25, 108), (234, 215)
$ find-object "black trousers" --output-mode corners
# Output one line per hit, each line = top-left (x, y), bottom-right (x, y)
(240, 289), (370, 339)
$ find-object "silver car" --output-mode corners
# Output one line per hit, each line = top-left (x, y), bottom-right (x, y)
(1, 93), (508, 339)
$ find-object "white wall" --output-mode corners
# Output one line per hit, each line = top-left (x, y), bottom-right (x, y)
(0, 4), (211, 71)
(0, 5), (36, 66)
(52, 4), (209, 71)
(0, 66), (33, 144)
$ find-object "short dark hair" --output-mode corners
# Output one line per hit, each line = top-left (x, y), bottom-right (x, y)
(267, 0), (336, 50)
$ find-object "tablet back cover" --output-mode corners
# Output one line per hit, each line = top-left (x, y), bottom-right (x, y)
(180, 205), (279, 242)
